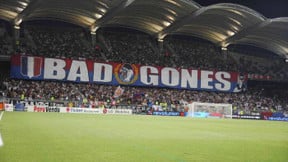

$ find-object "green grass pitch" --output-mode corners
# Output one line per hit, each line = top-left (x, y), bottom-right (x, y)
(0, 112), (287, 162)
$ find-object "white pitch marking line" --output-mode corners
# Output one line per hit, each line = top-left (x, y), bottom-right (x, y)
(0, 111), (4, 121)
(0, 133), (3, 147)
(0, 111), (4, 147)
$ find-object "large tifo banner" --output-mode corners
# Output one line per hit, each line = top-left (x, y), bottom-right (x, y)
(10, 55), (247, 92)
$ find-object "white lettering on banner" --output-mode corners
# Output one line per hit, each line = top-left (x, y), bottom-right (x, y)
(19, 56), (240, 92)
(27, 56), (35, 78)
(161, 67), (179, 86)
(215, 72), (231, 91)
(140, 66), (159, 85)
(93, 63), (112, 82)
(67, 60), (89, 82)
(201, 70), (213, 89)
(44, 58), (66, 79)
(180, 69), (198, 88)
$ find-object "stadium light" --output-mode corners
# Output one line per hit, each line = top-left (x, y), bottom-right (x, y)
(227, 30), (235, 36)
(285, 58), (288, 63)
(90, 26), (99, 33)
(18, 1), (28, 7)
(14, 18), (22, 26)
(14, 25), (20, 30)
(163, 21), (171, 27)
(94, 13), (103, 19)
(221, 42), (230, 49)
(157, 34), (166, 41)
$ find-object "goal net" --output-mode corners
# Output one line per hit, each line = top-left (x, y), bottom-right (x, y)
(187, 102), (232, 118)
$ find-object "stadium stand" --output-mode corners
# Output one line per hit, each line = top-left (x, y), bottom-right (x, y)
(164, 36), (239, 71)
(16, 22), (105, 60)
(1, 78), (287, 114)
(0, 22), (14, 56)
(101, 28), (161, 65)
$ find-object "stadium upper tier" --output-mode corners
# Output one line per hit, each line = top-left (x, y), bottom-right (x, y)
(0, 0), (287, 59)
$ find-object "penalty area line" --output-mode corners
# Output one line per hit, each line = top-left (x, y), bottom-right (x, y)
(0, 133), (3, 147)
(0, 111), (4, 146)
(0, 111), (4, 121)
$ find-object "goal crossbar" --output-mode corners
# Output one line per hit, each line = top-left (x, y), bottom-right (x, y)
(188, 102), (232, 118)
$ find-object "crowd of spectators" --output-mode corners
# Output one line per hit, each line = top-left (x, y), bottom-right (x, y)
(232, 53), (288, 81)
(101, 29), (163, 65)
(16, 24), (104, 61)
(0, 22), (14, 56)
(1, 79), (287, 115)
(164, 37), (239, 71)
(164, 37), (288, 81)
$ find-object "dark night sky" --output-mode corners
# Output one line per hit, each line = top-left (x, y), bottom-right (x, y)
(193, 0), (288, 18)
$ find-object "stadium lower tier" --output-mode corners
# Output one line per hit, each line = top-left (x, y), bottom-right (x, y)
(1, 101), (287, 121)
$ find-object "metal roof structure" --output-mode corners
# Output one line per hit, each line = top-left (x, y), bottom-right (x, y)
(0, 0), (287, 58)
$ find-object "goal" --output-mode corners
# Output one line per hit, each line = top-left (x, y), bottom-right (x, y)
(187, 102), (232, 118)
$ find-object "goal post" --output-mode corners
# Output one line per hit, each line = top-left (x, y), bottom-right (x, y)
(187, 102), (232, 118)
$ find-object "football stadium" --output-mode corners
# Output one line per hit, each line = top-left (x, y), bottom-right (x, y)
(0, 0), (288, 162)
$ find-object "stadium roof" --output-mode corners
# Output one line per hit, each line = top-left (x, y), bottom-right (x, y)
(0, 0), (287, 59)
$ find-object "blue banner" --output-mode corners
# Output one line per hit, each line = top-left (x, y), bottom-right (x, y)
(268, 117), (288, 121)
(15, 103), (25, 111)
(152, 111), (180, 116)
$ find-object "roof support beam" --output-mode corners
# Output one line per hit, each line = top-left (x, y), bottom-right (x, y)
(156, 7), (208, 39)
(218, 19), (272, 47)
(13, 0), (42, 25)
(91, 0), (135, 31)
